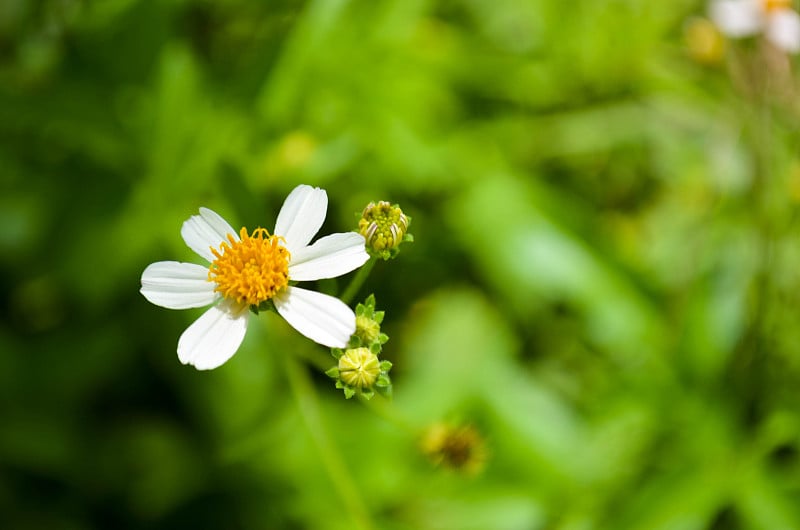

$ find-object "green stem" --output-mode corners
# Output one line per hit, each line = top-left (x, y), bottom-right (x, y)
(357, 394), (418, 436)
(293, 343), (337, 372)
(341, 257), (376, 304)
(283, 354), (374, 530)
(726, 49), (777, 421)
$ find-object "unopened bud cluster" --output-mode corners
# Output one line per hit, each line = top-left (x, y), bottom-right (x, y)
(326, 294), (392, 399)
(358, 201), (412, 260)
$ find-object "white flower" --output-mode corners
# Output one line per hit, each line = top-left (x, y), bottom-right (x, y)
(140, 185), (370, 370)
(710, 0), (800, 53)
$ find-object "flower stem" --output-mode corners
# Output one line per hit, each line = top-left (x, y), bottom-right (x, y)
(283, 354), (374, 530)
(358, 394), (418, 436)
(341, 257), (376, 304)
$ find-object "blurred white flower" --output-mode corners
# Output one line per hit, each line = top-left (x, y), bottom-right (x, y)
(140, 185), (369, 370)
(710, 0), (800, 52)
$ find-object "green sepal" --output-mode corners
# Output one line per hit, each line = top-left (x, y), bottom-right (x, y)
(373, 311), (384, 324)
(325, 367), (340, 379)
(356, 295), (377, 318)
(376, 374), (392, 387)
(378, 333), (389, 344)
(360, 389), (375, 400)
(380, 360), (393, 371)
(376, 383), (393, 399)
(330, 348), (344, 360)
(364, 293), (376, 308)
(403, 233), (414, 243)
(369, 342), (382, 355)
(334, 380), (357, 399)
(250, 299), (277, 315)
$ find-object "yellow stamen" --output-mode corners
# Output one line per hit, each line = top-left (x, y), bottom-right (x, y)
(208, 227), (290, 306)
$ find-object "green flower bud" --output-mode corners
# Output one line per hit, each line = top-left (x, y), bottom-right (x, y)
(349, 294), (388, 350)
(338, 347), (381, 389)
(355, 315), (381, 345)
(358, 201), (412, 259)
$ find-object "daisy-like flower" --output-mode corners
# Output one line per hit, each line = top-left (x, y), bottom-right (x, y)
(140, 185), (370, 370)
(710, 0), (800, 53)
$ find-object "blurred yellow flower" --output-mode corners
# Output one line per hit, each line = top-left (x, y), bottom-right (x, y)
(420, 422), (488, 475)
(685, 17), (727, 64)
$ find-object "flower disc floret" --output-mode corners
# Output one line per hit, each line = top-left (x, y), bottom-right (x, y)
(209, 227), (290, 306)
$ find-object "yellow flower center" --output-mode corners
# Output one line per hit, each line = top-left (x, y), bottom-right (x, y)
(763, 0), (791, 12)
(208, 227), (290, 306)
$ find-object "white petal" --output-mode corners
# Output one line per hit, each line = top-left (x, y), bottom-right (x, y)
(140, 261), (218, 309)
(273, 185), (328, 254)
(767, 9), (800, 53)
(710, 0), (764, 37)
(177, 301), (249, 370)
(274, 286), (356, 348)
(288, 232), (370, 281)
(181, 207), (239, 263)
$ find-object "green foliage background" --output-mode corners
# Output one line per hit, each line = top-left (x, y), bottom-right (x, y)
(4, 0), (800, 528)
